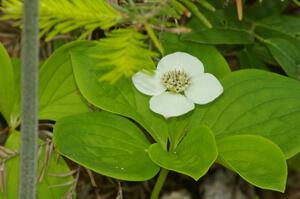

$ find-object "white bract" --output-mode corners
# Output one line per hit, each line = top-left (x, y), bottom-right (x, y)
(132, 52), (223, 118)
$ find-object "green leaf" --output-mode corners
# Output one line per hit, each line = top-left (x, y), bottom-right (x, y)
(71, 45), (169, 147)
(181, 28), (254, 45)
(53, 112), (160, 181)
(256, 16), (300, 41)
(251, 43), (277, 65)
(265, 38), (299, 79)
(217, 135), (287, 192)
(148, 125), (217, 180)
(0, 43), (17, 125)
(254, 16), (300, 59)
(160, 32), (231, 78)
(237, 47), (269, 70)
(39, 40), (91, 121)
(192, 69), (300, 158)
(288, 153), (300, 173)
(182, 7), (254, 45)
(0, 131), (74, 198)
(1, 40), (90, 125)
(245, 0), (289, 20)
(10, 59), (21, 127)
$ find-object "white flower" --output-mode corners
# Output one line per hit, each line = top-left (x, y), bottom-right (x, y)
(132, 52), (223, 118)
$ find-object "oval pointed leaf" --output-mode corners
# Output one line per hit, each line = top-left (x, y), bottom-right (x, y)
(181, 11), (254, 45)
(0, 43), (17, 123)
(217, 135), (287, 192)
(53, 112), (160, 181)
(39, 41), (91, 120)
(70, 46), (169, 147)
(181, 28), (254, 45)
(245, 0), (289, 20)
(266, 38), (299, 79)
(192, 69), (300, 158)
(148, 125), (217, 180)
(256, 16), (300, 41)
(237, 48), (269, 70)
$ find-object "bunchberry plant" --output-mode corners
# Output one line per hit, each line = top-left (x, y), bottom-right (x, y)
(132, 52), (223, 118)
(0, 0), (300, 198)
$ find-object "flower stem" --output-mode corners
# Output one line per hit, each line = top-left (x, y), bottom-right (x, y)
(150, 168), (169, 199)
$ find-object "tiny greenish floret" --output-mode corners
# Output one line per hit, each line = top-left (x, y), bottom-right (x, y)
(161, 69), (191, 93)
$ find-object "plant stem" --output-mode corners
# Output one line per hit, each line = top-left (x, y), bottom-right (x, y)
(180, 0), (212, 28)
(254, 33), (269, 44)
(144, 23), (165, 55)
(19, 0), (39, 198)
(198, 0), (216, 12)
(293, 0), (300, 7)
(150, 168), (169, 199)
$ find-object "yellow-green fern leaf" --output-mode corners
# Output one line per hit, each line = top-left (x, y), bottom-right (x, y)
(1, 0), (123, 41)
(95, 28), (158, 83)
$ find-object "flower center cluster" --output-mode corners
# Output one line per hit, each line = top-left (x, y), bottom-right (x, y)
(161, 69), (191, 93)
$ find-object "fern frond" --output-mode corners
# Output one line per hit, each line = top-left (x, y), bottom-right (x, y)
(1, 0), (123, 40)
(94, 28), (158, 83)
